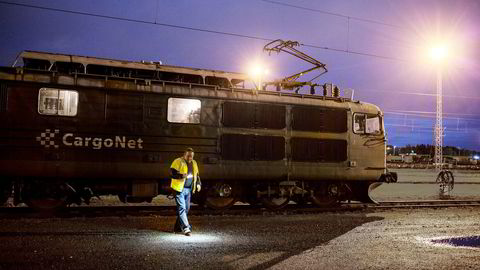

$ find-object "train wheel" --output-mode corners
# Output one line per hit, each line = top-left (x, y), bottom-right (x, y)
(204, 183), (236, 210)
(310, 184), (340, 207)
(22, 181), (71, 211)
(0, 182), (12, 205)
(262, 196), (290, 210)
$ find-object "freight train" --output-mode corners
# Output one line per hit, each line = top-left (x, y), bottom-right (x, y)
(0, 51), (397, 210)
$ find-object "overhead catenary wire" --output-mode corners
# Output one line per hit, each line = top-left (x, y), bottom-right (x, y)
(384, 124), (475, 134)
(2, 1), (478, 108)
(1, 1), (478, 149)
(260, 0), (408, 30)
(0, 0), (407, 62)
(358, 89), (480, 101)
(385, 110), (480, 118)
(259, 0), (418, 57)
(384, 111), (480, 122)
(2, 2), (478, 114)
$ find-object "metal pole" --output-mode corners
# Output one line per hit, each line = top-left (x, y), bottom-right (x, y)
(434, 67), (443, 171)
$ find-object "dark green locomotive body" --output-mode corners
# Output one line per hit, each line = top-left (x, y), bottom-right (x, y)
(0, 51), (396, 209)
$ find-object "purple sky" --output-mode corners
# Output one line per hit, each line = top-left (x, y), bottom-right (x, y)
(1, 0), (479, 150)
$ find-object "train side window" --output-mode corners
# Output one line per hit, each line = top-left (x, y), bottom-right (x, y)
(38, 88), (78, 116)
(353, 113), (381, 134)
(366, 115), (381, 134)
(353, 114), (366, 133)
(167, 97), (201, 124)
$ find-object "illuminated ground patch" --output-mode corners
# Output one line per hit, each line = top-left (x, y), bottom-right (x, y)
(155, 232), (222, 244)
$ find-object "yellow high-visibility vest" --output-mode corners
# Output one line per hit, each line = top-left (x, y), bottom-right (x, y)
(170, 157), (199, 193)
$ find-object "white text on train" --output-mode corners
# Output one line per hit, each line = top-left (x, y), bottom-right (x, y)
(62, 133), (143, 150)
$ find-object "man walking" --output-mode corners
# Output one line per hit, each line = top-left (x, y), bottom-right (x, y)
(170, 148), (201, 236)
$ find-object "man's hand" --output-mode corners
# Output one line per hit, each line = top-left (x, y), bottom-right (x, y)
(182, 174), (188, 178)
(196, 184), (201, 192)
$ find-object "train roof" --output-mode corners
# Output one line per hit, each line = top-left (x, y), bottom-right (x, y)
(1, 51), (382, 115)
(14, 50), (248, 83)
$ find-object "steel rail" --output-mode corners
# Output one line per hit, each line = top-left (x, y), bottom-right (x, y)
(1, 199), (480, 219)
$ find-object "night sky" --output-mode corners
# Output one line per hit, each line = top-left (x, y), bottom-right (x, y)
(1, 0), (479, 150)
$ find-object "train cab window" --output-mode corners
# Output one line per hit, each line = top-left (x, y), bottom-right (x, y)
(167, 97), (201, 124)
(354, 113), (381, 134)
(38, 88), (78, 116)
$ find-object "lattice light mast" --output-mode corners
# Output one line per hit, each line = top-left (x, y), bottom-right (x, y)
(429, 44), (448, 170)
(434, 67), (443, 170)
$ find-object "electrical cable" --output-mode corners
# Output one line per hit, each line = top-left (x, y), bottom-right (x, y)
(2, 1), (479, 127)
(260, 0), (407, 30)
(358, 89), (480, 100)
(0, 0), (407, 62)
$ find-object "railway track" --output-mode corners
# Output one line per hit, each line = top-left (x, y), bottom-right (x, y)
(374, 199), (480, 209)
(1, 199), (480, 218)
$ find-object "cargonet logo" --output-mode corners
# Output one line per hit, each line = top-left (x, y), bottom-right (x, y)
(36, 129), (60, 149)
(36, 129), (143, 150)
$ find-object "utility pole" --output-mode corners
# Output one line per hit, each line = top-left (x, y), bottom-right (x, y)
(429, 43), (454, 195)
(434, 67), (443, 170)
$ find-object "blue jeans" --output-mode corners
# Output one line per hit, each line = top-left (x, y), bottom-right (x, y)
(174, 187), (192, 233)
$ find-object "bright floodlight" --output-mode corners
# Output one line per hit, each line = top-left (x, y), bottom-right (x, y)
(428, 44), (449, 62)
(248, 62), (269, 78)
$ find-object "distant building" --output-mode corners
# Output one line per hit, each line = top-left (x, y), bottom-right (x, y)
(386, 155), (403, 163)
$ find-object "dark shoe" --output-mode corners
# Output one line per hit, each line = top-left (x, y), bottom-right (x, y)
(185, 232), (191, 236)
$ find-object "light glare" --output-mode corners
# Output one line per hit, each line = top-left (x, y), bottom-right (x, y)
(429, 44), (449, 62)
(247, 62), (269, 78)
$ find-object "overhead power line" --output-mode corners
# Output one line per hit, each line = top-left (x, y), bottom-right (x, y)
(3, 1), (477, 112)
(385, 110), (480, 117)
(0, 0), (406, 62)
(260, 0), (408, 30)
(359, 89), (480, 100)
(384, 111), (480, 122)
(384, 124), (475, 134)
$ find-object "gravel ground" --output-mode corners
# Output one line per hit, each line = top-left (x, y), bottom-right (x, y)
(272, 208), (480, 270)
(0, 208), (479, 270)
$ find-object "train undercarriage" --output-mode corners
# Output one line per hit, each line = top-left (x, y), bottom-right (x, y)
(0, 177), (395, 211)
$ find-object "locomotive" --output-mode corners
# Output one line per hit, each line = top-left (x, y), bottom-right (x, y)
(0, 50), (397, 210)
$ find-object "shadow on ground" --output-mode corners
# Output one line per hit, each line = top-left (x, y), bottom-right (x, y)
(0, 212), (383, 270)
(118, 212), (384, 269)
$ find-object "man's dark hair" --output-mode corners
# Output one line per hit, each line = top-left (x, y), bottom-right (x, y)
(185, 147), (194, 153)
